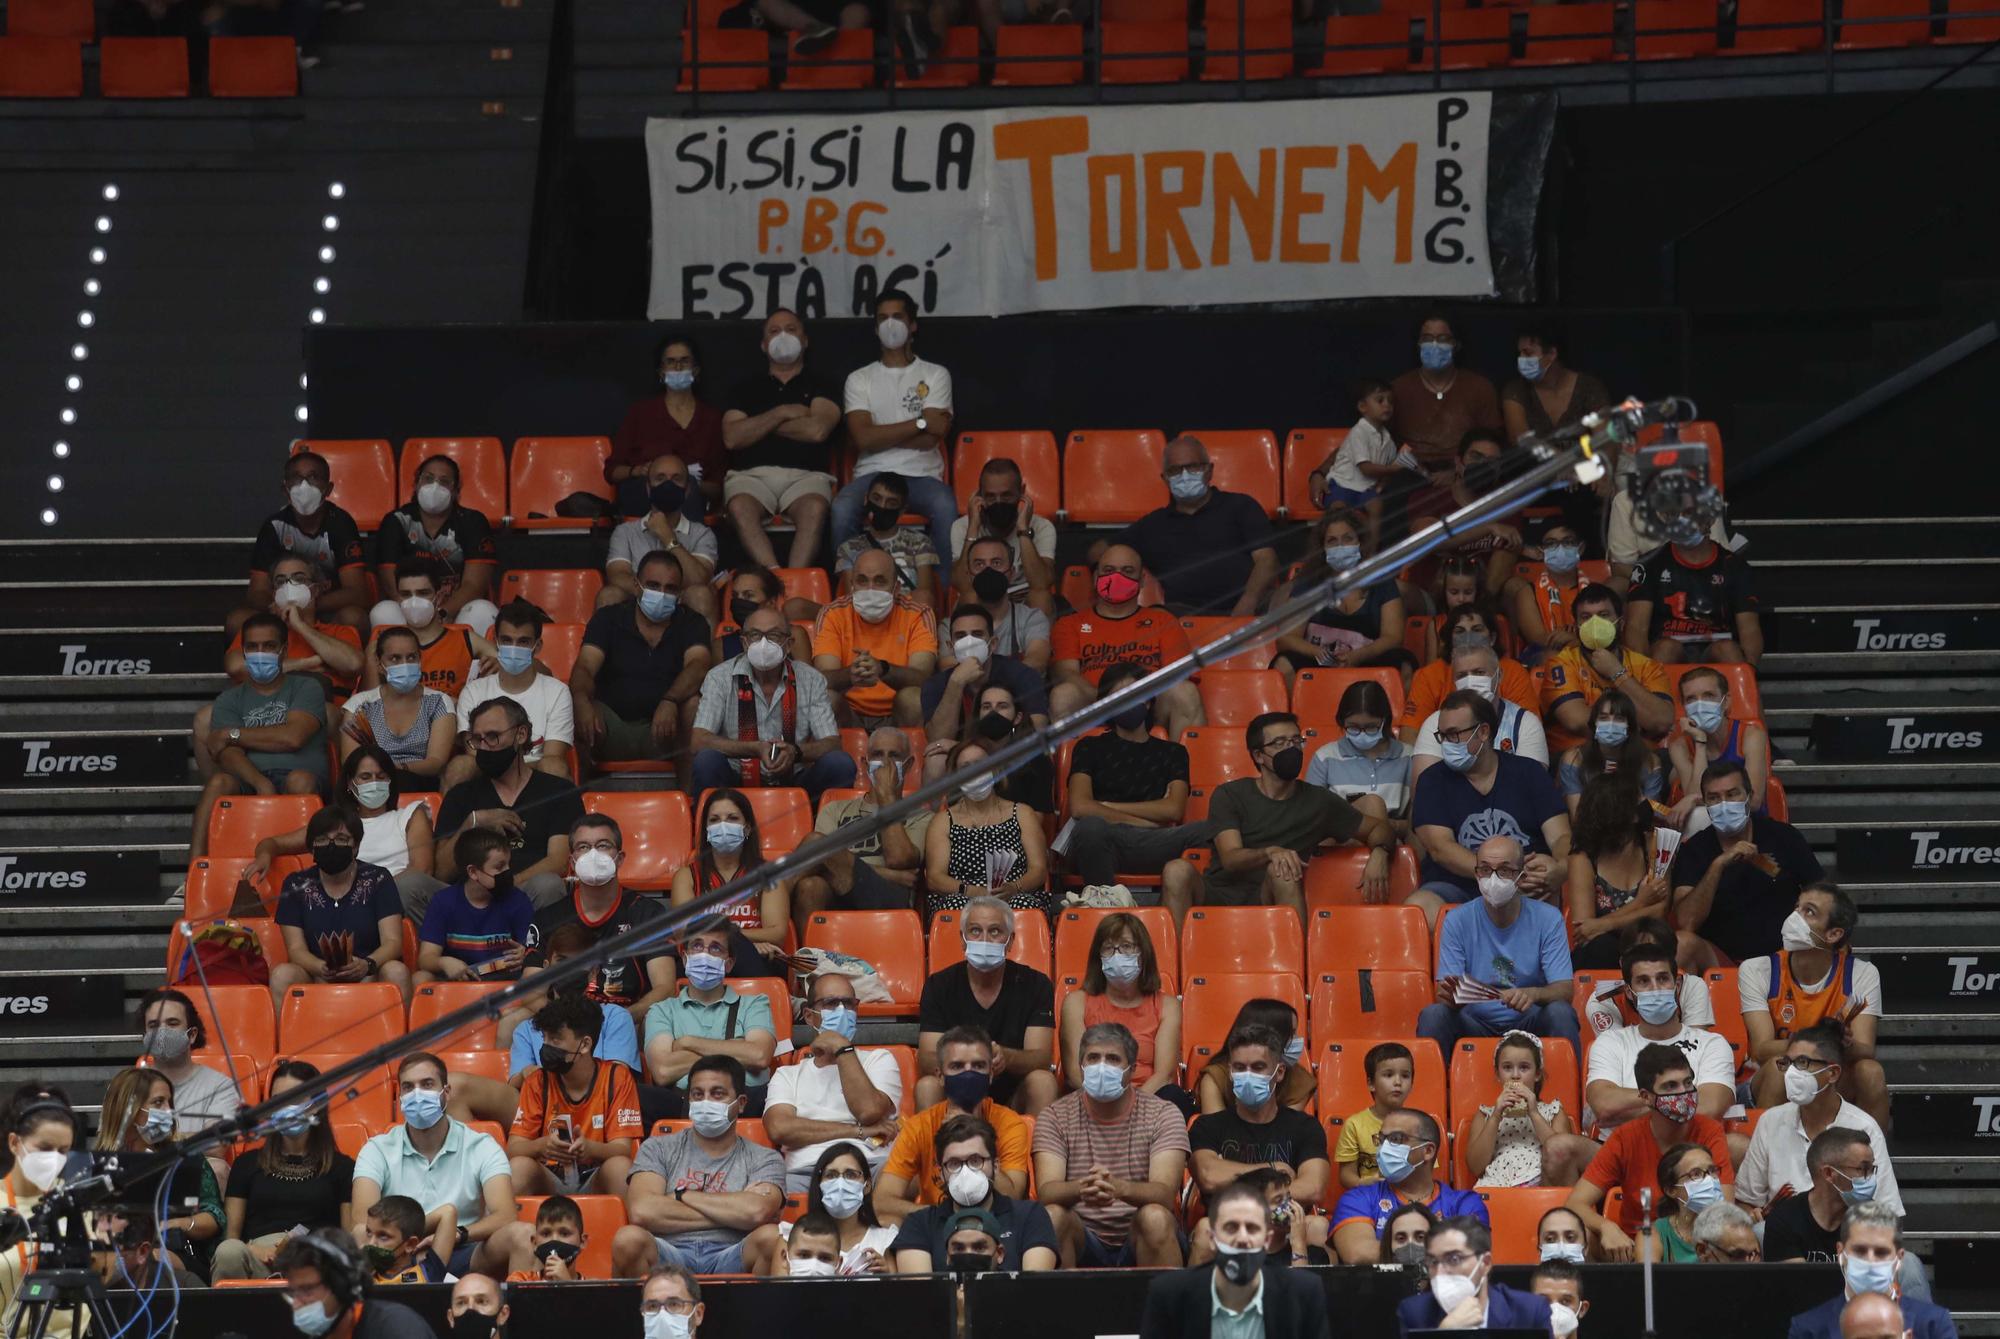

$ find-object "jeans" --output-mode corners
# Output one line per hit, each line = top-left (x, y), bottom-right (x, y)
(831, 472), (957, 560)
(1417, 999), (1582, 1055)
(689, 747), (858, 805)
(1068, 816), (1218, 887)
(653, 1236), (747, 1274)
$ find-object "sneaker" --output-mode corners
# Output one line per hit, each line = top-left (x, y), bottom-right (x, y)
(793, 22), (838, 53)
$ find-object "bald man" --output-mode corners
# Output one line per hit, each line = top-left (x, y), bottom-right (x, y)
(448, 1271), (511, 1337)
(1840, 1292), (1904, 1339)
(811, 548), (937, 728)
(1050, 543), (1205, 740)
(1106, 435), (1278, 617)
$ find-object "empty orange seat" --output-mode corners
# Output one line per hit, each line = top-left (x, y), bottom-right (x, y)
(582, 790), (693, 891)
(1306, 13), (1414, 72)
(278, 983), (406, 1055)
(295, 441), (396, 529)
(894, 24), (980, 85)
(1181, 907), (1304, 980)
(1100, 20), (1190, 81)
(185, 855), (303, 920)
(774, 567), (833, 607)
(100, 37), (189, 97)
(1302, 846), (1423, 911)
(188, 984), (278, 1060)
(439, 1049), (509, 1084)
(1727, 0), (1823, 50)
(1633, 0), (1720, 54)
(1293, 667), (1405, 728)
(1202, 16), (1293, 78)
(1187, 430), (1282, 515)
(1306, 905), (1431, 975)
(1308, 969), (1431, 1044)
(992, 23), (1084, 84)
(1432, 6), (1512, 67)
(1838, 1), (1926, 54)
(296, 1055), (397, 1128)
(929, 909), (1053, 975)
(1053, 907), (1180, 993)
(700, 787), (812, 855)
(1197, 669), (1288, 726)
(516, 1196), (625, 1278)
(1181, 972), (1307, 1075)
(1483, 1186), (1572, 1263)
(399, 438), (505, 520)
(1063, 430), (1168, 522)
(500, 569), (604, 624)
(510, 437), (614, 529)
(209, 795), (322, 859)
(804, 911), (926, 1013)
(782, 28), (875, 88)
(1521, 2), (1613, 62)
(8, 0), (92, 38)
(678, 27), (773, 90)
(408, 982), (511, 1051)
(538, 622), (585, 682)
(1318, 1035), (1446, 1143)
(0, 35), (80, 95)
(208, 36), (299, 96)
(1181, 727), (1259, 823)
(1280, 429), (1345, 516)
(1942, 0), (2000, 41)
(952, 431), (1062, 512)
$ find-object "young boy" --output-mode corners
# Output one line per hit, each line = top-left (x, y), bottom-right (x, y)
(417, 826), (536, 983)
(832, 471), (940, 611)
(364, 1195), (439, 1285)
(1335, 1042), (1414, 1188)
(1312, 378), (1410, 551)
(783, 1210), (847, 1277)
(506, 1194), (590, 1282)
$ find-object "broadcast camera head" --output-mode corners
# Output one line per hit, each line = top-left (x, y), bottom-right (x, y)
(1630, 420), (1725, 545)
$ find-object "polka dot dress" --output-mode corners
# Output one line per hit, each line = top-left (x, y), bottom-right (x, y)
(937, 805), (1051, 916)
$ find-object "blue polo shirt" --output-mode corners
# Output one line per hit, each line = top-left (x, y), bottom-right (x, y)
(1331, 1179), (1489, 1238)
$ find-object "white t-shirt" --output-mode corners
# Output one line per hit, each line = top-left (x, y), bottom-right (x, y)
(1582, 976), (1715, 1037)
(1412, 702), (1549, 766)
(456, 672), (575, 763)
(1732, 1097), (1902, 1214)
(762, 1048), (905, 1173)
(1584, 1023), (1735, 1132)
(1736, 953), (1883, 1020)
(947, 514), (1058, 566)
(1331, 419), (1396, 493)
(777, 1219), (900, 1275)
(843, 358), (953, 479)
(357, 801), (426, 876)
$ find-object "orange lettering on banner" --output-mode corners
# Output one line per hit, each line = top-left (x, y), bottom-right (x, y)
(992, 115), (1091, 281)
(757, 198), (790, 254)
(1089, 154), (1138, 272)
(1278, 145), (1340, 264)
(1142, 150), (1204, 272)
(1342, 142), (1416, 264)
(1211, 148), (1276, 267)
(846, 202), (887, 256)
(802, 197), (839, 254)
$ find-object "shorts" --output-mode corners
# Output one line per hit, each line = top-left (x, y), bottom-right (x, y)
(1321, 481), (1377, 508)
(838, 858), (917, 911)
(260, 766), (321, 793)
(723, 466), (834, 514)
(597, 702), (670, 762)
(652, 1236), (747, 1274)
(1077, 1221), (1187, 1268)
(1416, 877), (1474, 905)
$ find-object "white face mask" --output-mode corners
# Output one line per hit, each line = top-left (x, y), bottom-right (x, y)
(876, 316), (910, 350)
(1784, 1062), (1828, 1106)
(574, 848), (618, 886)
(416, 480), (453, 515)
(273, 580), (313, 610)
(1478, 873), (1519, 907)
(946, 1164), (991, 1206)
(288, 480), (324, 515)
(766, 331), (803, 364)
(1780, 910), (1821, 952)
(643, 1310), (691, 1339)
(1549, 1301), (1580, 1337)
(1454, 673), (1496, 702)
(851, 590), (895, 624)
(745, 638), (786, 671)
(17, 1150), (65, 1192)
(399, 595), (437, 627)
(788, 1257), (837, 1278)
(1430, 1269), (1479, 1314)
(953, 634), (991, 665)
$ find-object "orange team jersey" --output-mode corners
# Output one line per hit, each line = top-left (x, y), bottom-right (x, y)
(883, 1099), (1032, 1207)
(510, 1060), (644, 1174)
(416, 625), (478, 699)
(810, 595), (939, 718)
(1538, 645), (1671, 753)
(1764, 949), (1860, 1039)
(1533, 571), (1582, 635)
(1399, 656), (1540, 731)
(1052, 606), (1193, 684)
(231, 622), (363, 695)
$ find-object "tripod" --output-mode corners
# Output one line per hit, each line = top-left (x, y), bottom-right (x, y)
(6, 1268), (121, 1339)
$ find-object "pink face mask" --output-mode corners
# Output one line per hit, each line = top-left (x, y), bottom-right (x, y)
(1095, 571), (1141, 604)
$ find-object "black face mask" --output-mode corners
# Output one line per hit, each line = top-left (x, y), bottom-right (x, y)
(452, 1312), (498, 1339)
(970, 568), (1010, 604)
(947, 1252), (994, 1274)
(1268, 746), (1304, 782)
(867, 504), (902, 532)
(488, 869), (516, 898)
(538, 1044), (575, 1073)
(313, 842), (356, 876)
(976, 711), (1014, 742)
(982, 502), (1018, 534)
(1215, 1246), (1263, 1287)
(649, 480), (687, 514)
(475, 743), (519, 779)
(533, 1239), (582, 1266)
(730, 596), (763, 627)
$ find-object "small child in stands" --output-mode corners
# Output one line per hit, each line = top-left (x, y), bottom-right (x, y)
(1335, 1042), (1414, 1188)
(1312, 377), (1407, 553)
(506, 1194), (590, 1282)
(365, 1195), (440, 1285)
(1468, 1031), (1575, 1189)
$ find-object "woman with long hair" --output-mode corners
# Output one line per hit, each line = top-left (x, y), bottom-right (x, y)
(249, 744), (442, 912)
(1058, 913), (1187, 1113)
(1271, 509), (1407, 682)
(671, 788), (791, 978)
(1557, 693), (1666, 820)
(924, 740), (1050, 918)
(97, 1066), (224, 1276)
(211, 1060), (356, 1279)
(0, 1095), (78, 1322)
(1566, 773), (1669, 970)
(745, 1140), (901, 1276)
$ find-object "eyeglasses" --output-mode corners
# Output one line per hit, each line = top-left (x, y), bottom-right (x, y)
(1833, 1163), (1879, 1180)
(1425, 1252), (1479, 1272)
(1436, 724), (1485, 745)
(1707, 1246), (1761, 1263)
(1773, 1057), (1832, 1073)
(741, 630), (787, 645)
(1674, 1168), (1717, 1186)
(467, 731), (520, 748)
(1260, 736), (1305, 753)
(575, 840), (620, 855)
(641, 1299), (697, 1317)
(820, 1167), (867, 1184)
(940, 1155), (992, 1176)
(1472, 863), (1522, 879)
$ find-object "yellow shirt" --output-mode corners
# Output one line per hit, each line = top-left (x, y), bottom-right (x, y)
(811, 595), (938, 718)
(1334, 1106), (1385, 1181)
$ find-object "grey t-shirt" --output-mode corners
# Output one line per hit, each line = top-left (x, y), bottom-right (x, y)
(1204, 777), (1363, 900)
(210, 674), (327, 779)
(632, 1129), (787, 1245)
(607, 514), (720, 573)
(170, 1063), (242, 1136)
(992, 601), (1051, 659)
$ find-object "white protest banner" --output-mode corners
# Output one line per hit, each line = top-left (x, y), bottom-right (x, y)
(647, 93), (1493, 320)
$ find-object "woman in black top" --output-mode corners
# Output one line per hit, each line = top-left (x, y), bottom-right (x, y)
(211, 1060), (357, 1280)
(1271, 509), (1407, 680)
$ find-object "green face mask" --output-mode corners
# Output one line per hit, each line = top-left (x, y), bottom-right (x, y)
(362, 1244), (400, 1275)
(1577, 614), (1618, 651)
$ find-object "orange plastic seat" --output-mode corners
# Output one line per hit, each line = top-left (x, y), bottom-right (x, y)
(1520, 2), (1613, 62)
(409, 982), (511, 1051)
(991, 23), (1085, 84)
(1302, 14), (1413, 73)
(1100, 19), (1190, 80)
(294, 441), (396, 530)
(1632, 0), (1719, 54)
(7, 0), (92, 39)
(1187, 430), (1282, 515)
(399, 438), (506, 520)
(301, 1056), (398, 1128)
(1942, 0), (2000, 41)
(510, 437), (614, 529)
(168, 918), (288, 984)
(893, 24), (980, 84)
(1704, 966), (1746, 1064)
(185, 854), (305, 920)
(1319, 1036), (1446, 1145)
(952, 431), (1062, 512)
(928, 910), (1053, 976)
(1181, 973), (1308, 1076)
(677, 27), (773, 90)
(0, 35), (81, 95)
(1483, 1186), (1573, 1264)
(782, 28), (875, 88)
(1062, 430), (1168, 522)
(803, 911), (925, 1014)
(1302, 846), (1422, 911)
(1432, 6), (1512, 66)
(208, 36), (299, 95)
(440, 1049), (509, 1084)
(1280, 429), (1343, 517)
(100, 37), (189, 96)
(1449, 1037), (1580, 1127)
(1764, 775), (1790, 823)
(500, 569), (604, 625)
(700, 787), (812, 854)
(1197, 669), (1288, 727)
(278, 983), (407, 1055)
(1182, 907), (1304, 981)
(1181, 727), (1259, 823)
(1179, 616), (1280, 673)
(537, 623), (585, 682)
(1662, 661), (1762, 718)
(774, 567), (833, 607)
(188, 984), (278, 1061)
(1053, 907), (1180, 993)
(1293, 667), (1405, 728)
(582, 790), (694, 891)
(517, 1196), (625, 1278)
(1202, 16), (1293, 78)
(1306, 905), (1431, 975)
(208, 795), (322, 859)
(1727, 0), (1823, 51)
(1307, 969), (1431, 1045)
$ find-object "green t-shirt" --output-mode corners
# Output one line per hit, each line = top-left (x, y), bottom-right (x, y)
(1204, 776), (1361, 900)
(210, 674), (328, 779)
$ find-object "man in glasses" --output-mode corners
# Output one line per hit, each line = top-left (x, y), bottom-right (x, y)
(690, 607), (856, 805)
(638, 1264), (705, 1338)
(1691, 1202), (1763, 1263)
(1395, 1215), (1551, 1331)
(1416, 833), (1580, 1056)
(1330, 1108), (1485, 1265)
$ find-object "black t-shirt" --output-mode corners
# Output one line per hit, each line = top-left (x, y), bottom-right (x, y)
(1069, 732), (1190, 805)
(356, 1299), (438, 1339)
(1761, 1192), (1840, 1263)
(435, 770), (585, 876)
(918, 656), (1050, 721)
(524, 887), (674, 1006)
(1669, 815), (1824, 964)
(581, 603), (711, 722)
(918, 961), (1055, 1047)
(249, 503), (367, 576)
(225, 1149), (358, 1240)
(1117, 490), (1274, 613)
(724, 366), (841, 473)
(1189, 1104), (1328, 1170)
(372, 502), (499, 578)
(1633, 543), (1760, 644)
(890, 1193), (1059, 1269)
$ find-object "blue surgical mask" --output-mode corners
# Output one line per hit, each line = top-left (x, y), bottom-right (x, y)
(1167, 470), (1208, 502)
(1680, 1174), (1722, 1214)
(644, 1313), (690, 1339)
(820, 1177), (866, 1220)
(496, 644), (535, 676)
(272, 1105), (318, 1139)
(663, 369), (696, 392)
(1633, 988), (1679, 1025)
(1081, 1062), (1128, 1102)
(1707, 799), (1750, 833)
(292, 1299), (338, 1337)
(352, 780), (392, 809)
(818, 1003), (858, 1039)
(142, 1106), (176, 1143)
(1686, 700), (1726, 733)
(1325, 544), (1362, 571)
(384, 663), (422, 692)
(1283, 1036), (1305, 1065)
(1419, 341), (1454, 371)
(689, 1098), (734, 1138)
(1101, 952), (1141, 985)
(963, 940), (1007, 971)
(1517, 355), (1545, 382)
(1594, 719), (1629, 748)
(244, 651), (282, 684)
(706, 821), (745, 854)
(1345, 726), (1383, 751)
(1230, 1070), (1275, 1107)
(399, 1088), (444, 1130)
(1542, 544), (1580, 573)
(1375, 1139), (1424, 1184)
(1837, 1171), (1878, 1207)
(1842, 1254), (1897, 1297)
(639, 588), (679, 622)
(1440, 739), (1478, 772)
(685, 951), (727, 990)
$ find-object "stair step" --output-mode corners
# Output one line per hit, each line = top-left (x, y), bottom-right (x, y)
(1733, 516), (1999, 562)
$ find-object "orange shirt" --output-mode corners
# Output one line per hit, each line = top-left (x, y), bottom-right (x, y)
(1052, 606), (1193, 684)
(1764, 949), (1860, 1039)
(1532, 570), (1583, 635)
(510, 1060), (644, 1176)
(507, 1266), (588, 1282)
(1538, 645), (1671, 753)
(1083, 991), (1165, 1086)
(415, 625), (478, 700)
(811, 595), (938, 718)
(883, 1098), (1031, 1206)
(1399, 656), (1540, 731)
(1582, 1113), (1733, 1235)
(231, 622), (364, 695)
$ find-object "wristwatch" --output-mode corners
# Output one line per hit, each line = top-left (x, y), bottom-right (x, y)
(915, 415), (930, 433)
(455, 1226), (470, 1247)
(836, 1045), (858, 1058)
(229, 728), (242, 743)
(674, 1185), (688, 1203)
